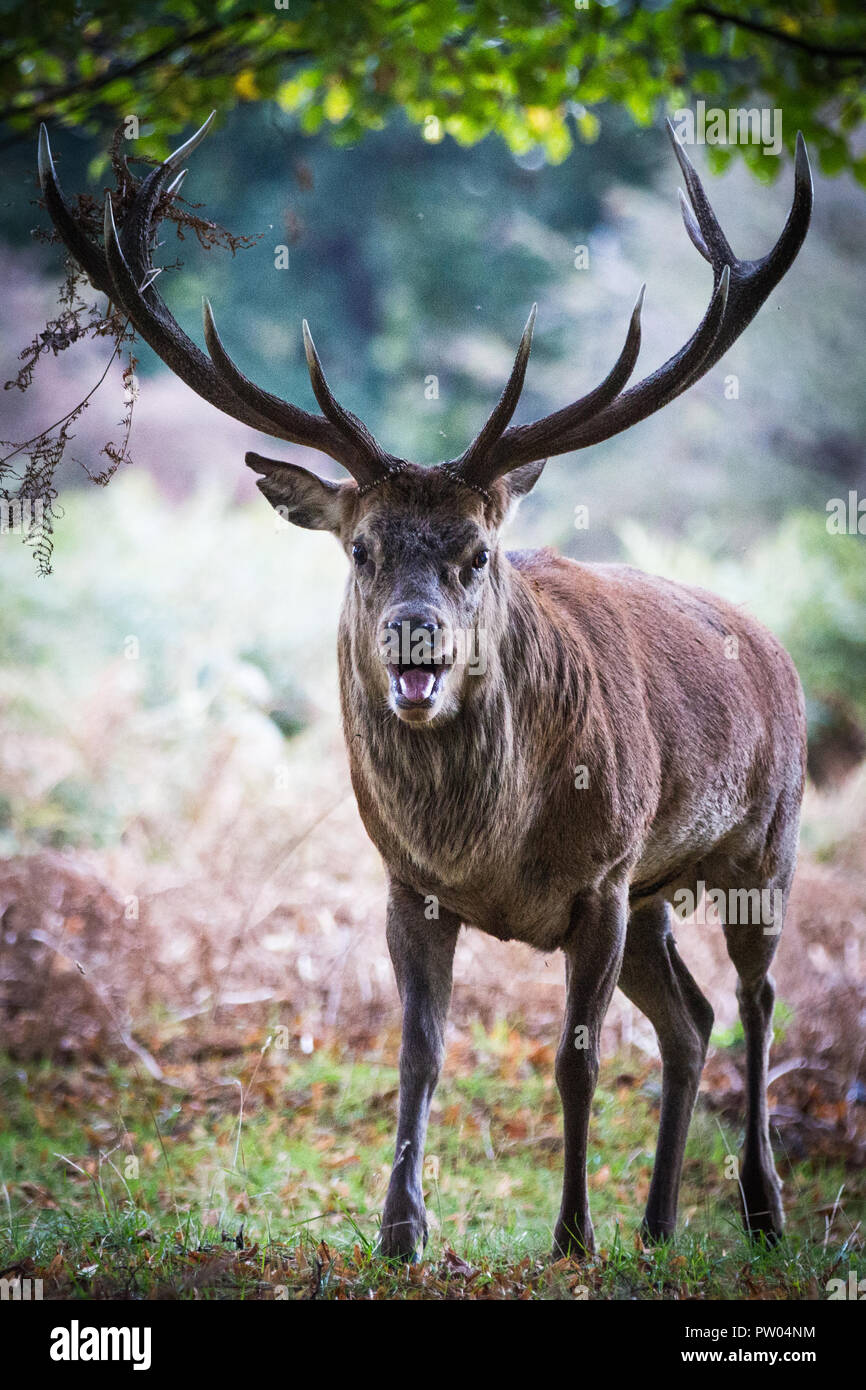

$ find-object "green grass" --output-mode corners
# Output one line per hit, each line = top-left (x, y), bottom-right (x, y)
(1, 1036), (862, 1299)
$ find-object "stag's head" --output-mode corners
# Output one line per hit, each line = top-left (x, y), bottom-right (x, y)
(38, 113), (812, 725)
(247, 452), (547, 724)
(242, 289), (650, 725)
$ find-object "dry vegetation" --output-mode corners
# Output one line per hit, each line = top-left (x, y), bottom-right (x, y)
(2, 747), (865, 1151)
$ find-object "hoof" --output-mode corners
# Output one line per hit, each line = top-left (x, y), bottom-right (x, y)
(740, 1183), (785, 1246)
(551, 1220), (594, 1261)
(744, 1214), (784, 1247)
(640, 1216), (676, 1244)
(377, 1204), (428, 1263)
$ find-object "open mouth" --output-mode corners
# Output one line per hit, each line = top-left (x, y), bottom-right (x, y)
(387, 659), (448, 709)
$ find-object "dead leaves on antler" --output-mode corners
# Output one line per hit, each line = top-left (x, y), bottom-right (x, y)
(2, 124), (261, 573)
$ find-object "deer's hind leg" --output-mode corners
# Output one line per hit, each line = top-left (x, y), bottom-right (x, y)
(618, 898), (715, 1240)
(699, 815), (797, 1243)
(721, 881), (789, 1242)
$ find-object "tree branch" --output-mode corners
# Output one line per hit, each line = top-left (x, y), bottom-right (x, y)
(0, 11), (312, 129)
(687, 5), (866, 65)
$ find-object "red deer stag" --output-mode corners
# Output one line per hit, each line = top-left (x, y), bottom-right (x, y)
(38, 114), (812, 1257)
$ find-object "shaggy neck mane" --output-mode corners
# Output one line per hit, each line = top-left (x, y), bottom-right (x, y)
(339, 556), (593, 872)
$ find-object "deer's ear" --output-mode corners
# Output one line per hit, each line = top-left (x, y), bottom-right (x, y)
(246, 453), (347, 533)
(505, 458), (546, 500)
(500, 458), (546, 524)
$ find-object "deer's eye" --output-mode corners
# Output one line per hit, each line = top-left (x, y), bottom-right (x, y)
(472, 548), (490, 570)
(352, 542), (368, 566)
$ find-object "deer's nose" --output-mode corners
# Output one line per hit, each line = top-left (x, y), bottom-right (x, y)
(379, 610), (447, 666)
(384, 617), (438, 636)
(380, 605), (446, 638)
(382, 616), (443, 654)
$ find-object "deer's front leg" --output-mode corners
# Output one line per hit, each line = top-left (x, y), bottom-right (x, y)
(379, 879), (460, 1261)
(553, 883), (628, 1257)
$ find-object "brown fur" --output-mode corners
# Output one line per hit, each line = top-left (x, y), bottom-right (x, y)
(250, 456), (806, 1256)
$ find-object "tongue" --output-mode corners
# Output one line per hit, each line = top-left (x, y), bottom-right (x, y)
(398, 669), (436, 703)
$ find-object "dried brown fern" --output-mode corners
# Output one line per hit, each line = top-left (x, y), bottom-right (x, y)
(1, 127), (260, 574)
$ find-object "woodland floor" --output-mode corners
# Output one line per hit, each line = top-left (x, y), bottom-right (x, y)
(1, 1025), (864, 1300)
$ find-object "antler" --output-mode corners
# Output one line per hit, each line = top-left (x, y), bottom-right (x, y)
(453, 121), (812, 491)
(37, 114), (397, 488)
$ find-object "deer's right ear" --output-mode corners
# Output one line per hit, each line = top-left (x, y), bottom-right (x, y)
(246, 453), (347, 533)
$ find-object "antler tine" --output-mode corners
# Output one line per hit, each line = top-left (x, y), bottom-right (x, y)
(303, 321), (400, 477)
(164, 109), (217, 171)
(164, 169), (188, 200)
(102, 187), (279, 439)
(457, 305), (537, 478)
(666, 119), (735, 269)
(467, 128), (811, 479)
(116, 113), (214, 276)
(457, 284), (645, 490)
(38, 118), (395, 485)
(758, 131), (812, 280)
(38, 124), (114, 297)
(202, 299), (384, 477)
(677, 189), (711, 263)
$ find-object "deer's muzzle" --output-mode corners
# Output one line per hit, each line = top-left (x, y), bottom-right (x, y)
(378, 616), (453, 714)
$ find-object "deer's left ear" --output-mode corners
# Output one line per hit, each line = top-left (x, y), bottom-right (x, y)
(506, 458), (546, 498)
(246, 453), (348, 533)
